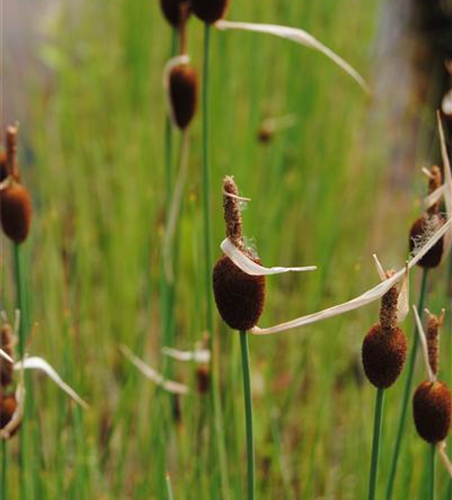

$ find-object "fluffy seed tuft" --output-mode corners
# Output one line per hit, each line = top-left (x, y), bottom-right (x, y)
(409, 214), (445, 268)
(413, 381), (451, 443)
(362, 324), (407, 388)
(169, 64), (198, 130)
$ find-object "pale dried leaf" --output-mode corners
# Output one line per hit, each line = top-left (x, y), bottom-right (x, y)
(215, 20), (369, 92)
(221, 238), (317, 276)
(120, 345), (189, 395)
(251, 216), (452, 335)
(14, 357), (89, 409)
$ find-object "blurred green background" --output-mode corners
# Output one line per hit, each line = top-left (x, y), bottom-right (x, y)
(2, 0), (452, 498)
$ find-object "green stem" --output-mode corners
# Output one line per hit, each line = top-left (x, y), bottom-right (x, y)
(368, 388), (385, 500)
(166, 472), (175, 500)
(1, 440), (6, 500)
(13, 243), (27, 500)
(201, 23), (213, 343)
(240, 331), (255, 500)
(201, 21), (230, 499)
(430, 445), (436, 500)
(13, 244), (26, 358)
(386, 269), (429, 500)
(165, 29), (178, 207)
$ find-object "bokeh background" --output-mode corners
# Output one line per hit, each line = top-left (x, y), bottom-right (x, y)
(1, 0), (452, 498)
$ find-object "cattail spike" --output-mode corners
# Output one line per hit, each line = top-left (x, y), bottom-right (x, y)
(425, 309), (445, 377)
(379, 270), (398, 330)
(5, 123), (19, 178)
(223, 176), (244, 249)
(427, 166), (443, 215)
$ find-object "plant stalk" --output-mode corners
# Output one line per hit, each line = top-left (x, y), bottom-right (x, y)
(386, 268), (429, 500)
(430, 444), (436, 500)
(13, 243), (27, 499)
(201, 22), (230, 500)
(368, 388), (385, 500)
(240, 331), (255, 500)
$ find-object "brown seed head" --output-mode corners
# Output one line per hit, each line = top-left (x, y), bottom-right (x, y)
(159, 0), (191, 28)
(409, 214), (445, 268)
(223, 176), (244, 250)
(379, 272), (398, 330)
(169, 64), (198, 130)
(413, 381), (451, 443)
(213, 254), (265, 331)
(0, 392), (19, 434)
(190, 0), (229, 24)
(361, 324), (407, 388)
(196, 365), (210, 395)
(0, 180), (32, 243)
(1, 324), (15, 388)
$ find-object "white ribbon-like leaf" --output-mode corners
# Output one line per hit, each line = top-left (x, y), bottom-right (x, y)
(251, 216), (452, 335)
(221, 238), (317, 276)
(437, 113), (452, 218)
(162, 346), (211, 364)
(412, 306), (436, 383)
(0, 348), (13, 364)
(14, 357), (89, 409)
(120, 345), (189, 395)
(215, 20), (369, 93)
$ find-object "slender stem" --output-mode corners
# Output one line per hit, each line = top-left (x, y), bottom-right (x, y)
(201, 23), (213, 345)
(201, 23), (229, 500)
(240, 331), (255, 500)
(13, 243), (27, 499)
(430, 444), (436, 500)
(166, 472), (175, 500)
(368, 388), (385, 500)
(386, 269), (429, 500)
(1, 440), (6, 500)
(165, 29), (178, 207)
(13, 244), (26, 358)
(161, 28), (178, 378)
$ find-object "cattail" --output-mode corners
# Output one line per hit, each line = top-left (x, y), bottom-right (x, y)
(159, 0), (190, 28)
(413, 381), (451, 443)
(213, 177), (266, 331)
(411, 306), (451, 444)
(362, 277), (408, 388)
(0, 392), (19, 434)
(409, 166), (446, 268)
(169, 64), (198, 130)
(0, 324), (15, 388)
(0, 125), (32, 243)
(190, 0), (229, 24)
(1, 179), (32, 243)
